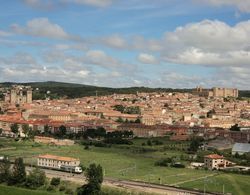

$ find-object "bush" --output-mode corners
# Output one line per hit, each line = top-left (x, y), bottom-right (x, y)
(84, 145), (90, 150)
(25, 168), (46, 189)
(154, 158), (172, 167)
(152, 140), (163, 145)
(104, 138), (133, 145)
(50, 177), (60, 186)
(171, 163), (185, 168)
(65, 188), (74, 195)
(93, 142), (108, 147)
(59, 185), (66, 191)
(47, 185), (55, 191)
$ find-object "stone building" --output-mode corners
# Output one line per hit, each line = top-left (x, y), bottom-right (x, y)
(193, 86), (238, 98)
(4, 85), (32, 104)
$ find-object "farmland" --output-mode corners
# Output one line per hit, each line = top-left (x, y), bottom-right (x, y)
(0, 137), (250, 194)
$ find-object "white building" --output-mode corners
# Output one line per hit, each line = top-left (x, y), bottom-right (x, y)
(37, 154), (80, 169)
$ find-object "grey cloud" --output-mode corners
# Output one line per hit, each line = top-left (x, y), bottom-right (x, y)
(11, 18), (81, 41)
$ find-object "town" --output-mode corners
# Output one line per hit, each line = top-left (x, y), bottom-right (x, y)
(0, 84), (250, 195)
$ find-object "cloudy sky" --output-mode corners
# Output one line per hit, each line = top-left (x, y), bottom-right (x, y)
(0, 0), (250, 89)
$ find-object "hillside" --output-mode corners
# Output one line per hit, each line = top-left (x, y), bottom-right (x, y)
(0, 81), (249, 99)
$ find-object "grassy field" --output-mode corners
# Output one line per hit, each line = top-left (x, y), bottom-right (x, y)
(0, 137), (250, 194)
(0, 185), (57, 195)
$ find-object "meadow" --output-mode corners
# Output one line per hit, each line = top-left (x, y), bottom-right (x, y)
(0, 137), (250, 194)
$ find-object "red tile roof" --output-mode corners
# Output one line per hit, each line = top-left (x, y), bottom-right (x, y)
(204, 154), (224, 159)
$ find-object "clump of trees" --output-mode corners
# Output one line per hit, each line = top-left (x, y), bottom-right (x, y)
(0, 157), (46, 189)
(77, 163), (103, 195)
(188, 137), (204, 152)
(113, 105), (141, 114)
(154, 157), (185, 168)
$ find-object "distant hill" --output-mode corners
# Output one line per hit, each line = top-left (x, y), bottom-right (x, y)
(0, 81), (249, 99)
(0, 81), (192, 100)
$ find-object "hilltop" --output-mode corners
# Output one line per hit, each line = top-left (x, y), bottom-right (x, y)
(0, 81), (249, 99)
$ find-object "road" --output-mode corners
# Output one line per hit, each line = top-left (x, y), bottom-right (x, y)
(26, 166), (221, 195)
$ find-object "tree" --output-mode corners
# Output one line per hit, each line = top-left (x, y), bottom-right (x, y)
(77, 163), (103, 195)
(55, 125), (67, 138)
(116, 117), (124, 123)
(230, 124), (240, 131)
(25, 167), (46, 189)
(10, 123), (19, 136)
(134, 118), (141, 123)
(8, 157), (26, 185)
(22, 124), (30, 138)
(189, 137), (203, 152)
(44, 124), (50, 135)
(0, 156), (10, 183)
(59, 125), (67, 136)
(50, 177), (60, 186)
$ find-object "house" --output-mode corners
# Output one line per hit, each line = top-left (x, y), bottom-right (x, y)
(232, 143), (250, 155)
(37, 154), (80, 169)
(204, 154), (233, 170)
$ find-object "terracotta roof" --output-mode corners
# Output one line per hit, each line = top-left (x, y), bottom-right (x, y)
(38, 154), (79, 162)
(204, 154), (224, 159)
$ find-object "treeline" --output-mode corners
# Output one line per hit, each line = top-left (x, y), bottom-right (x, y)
(0, 157), (46, 189)
(1, 82), (249, 99)
(0, 81), (193, 100)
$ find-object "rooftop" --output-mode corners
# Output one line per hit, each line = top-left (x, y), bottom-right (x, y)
(204, 154), (224, 159)
(38, 154), (79, 162)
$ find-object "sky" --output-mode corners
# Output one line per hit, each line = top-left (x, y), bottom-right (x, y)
(0, 0), (250, 89)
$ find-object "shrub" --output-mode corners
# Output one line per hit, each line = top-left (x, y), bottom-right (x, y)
(47, 185), (54, 191)
(65, 188), (74, 195)
(50, 177), (60, 186)
(154, 158), (172, 167)
(171, 163), (185, 168)
(59, 185), (66, 191)
(84, 145), (90, 150)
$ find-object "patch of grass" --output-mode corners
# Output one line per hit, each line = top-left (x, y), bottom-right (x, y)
(1, 138), (250, 195)
(0, 184), (58, 195)
(179, 173), (250, 195)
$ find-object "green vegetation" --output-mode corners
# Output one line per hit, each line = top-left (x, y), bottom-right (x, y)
(77, 163), (103, 195)
(0, 185), (55, 195)
(1, 81), (249, 99)
(113, 105), (141, 114)
(25, 168), (46, 189)
(0, 81), (192, 100)
(0, 138), (250, 194)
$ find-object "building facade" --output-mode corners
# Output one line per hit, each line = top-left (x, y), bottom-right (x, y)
(37, 154), (80, 169)
(4, 85), (32, 104)
(193, 86), (238, 98)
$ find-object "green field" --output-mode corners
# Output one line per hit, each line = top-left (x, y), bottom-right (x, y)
(0, 185), (57, 195)
(1, 137), (250, 195)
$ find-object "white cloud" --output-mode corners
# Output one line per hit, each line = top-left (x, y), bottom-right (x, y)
(161, 19), (250, 67)
(11, 18), (78, 40)
(101, 34), (127, 49)
(85, 50), (120, 67)
(137, 53), (158, 64)
(197, 0), (250, 13)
